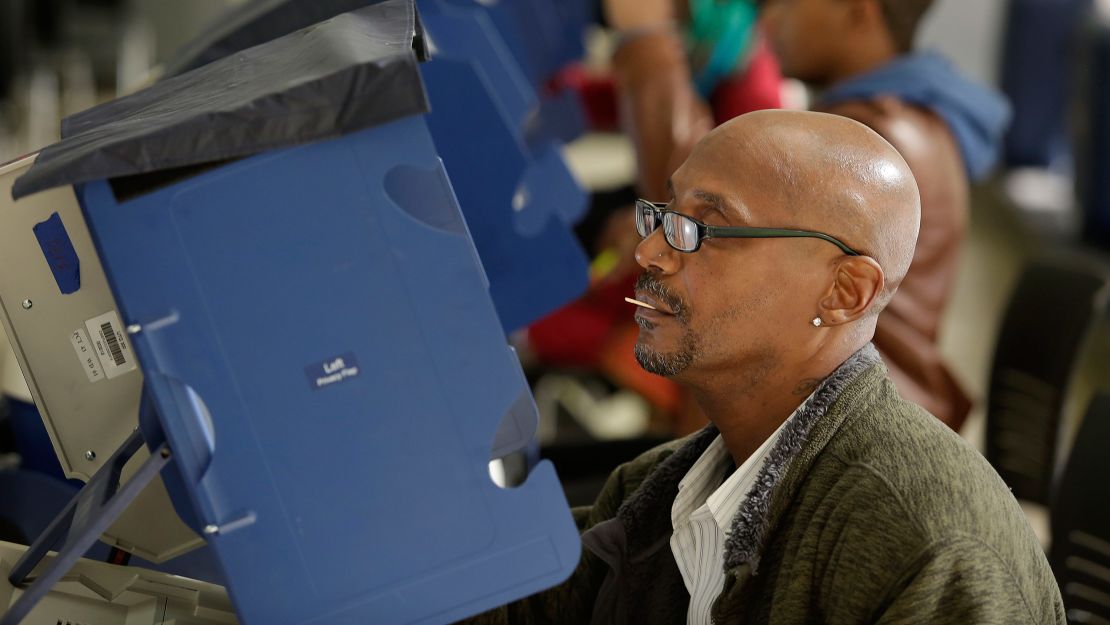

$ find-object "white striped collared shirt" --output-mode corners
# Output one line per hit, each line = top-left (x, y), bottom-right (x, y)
(669, 396), (811, 625)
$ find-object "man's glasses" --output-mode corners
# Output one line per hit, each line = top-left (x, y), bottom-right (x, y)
(634, 199), (862, 256)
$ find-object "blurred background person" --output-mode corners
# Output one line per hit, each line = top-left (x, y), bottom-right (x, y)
(760, 0), (1012, 430)
(604, 0), (782, 201)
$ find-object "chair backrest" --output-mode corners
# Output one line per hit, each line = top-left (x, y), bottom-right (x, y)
(1051, 393), (1110, 624)
(986, 258), (1108, 503)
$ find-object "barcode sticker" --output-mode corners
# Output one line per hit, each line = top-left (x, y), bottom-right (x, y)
(84, 310), (137, 379)
(70, 327), (104, 383)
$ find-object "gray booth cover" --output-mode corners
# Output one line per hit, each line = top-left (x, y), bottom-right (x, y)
(13, 0), (429, 200)
(160, 0), (428, 79)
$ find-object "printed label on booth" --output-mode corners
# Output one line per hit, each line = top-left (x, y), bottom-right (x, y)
(84, 310), (138, 379)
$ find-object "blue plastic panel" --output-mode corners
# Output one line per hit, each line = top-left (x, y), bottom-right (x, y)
(419, 0), (588, 146)
(525, 89), (589, 151)
(420, 56), (588, 332)
(76, 115), (579, 625)
(437, 0), (590, 88)
(419, 2), (535, 134)
(415, 5), (590, 331)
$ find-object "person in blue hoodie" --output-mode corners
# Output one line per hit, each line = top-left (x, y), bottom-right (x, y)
(760, 0), (1011, 430)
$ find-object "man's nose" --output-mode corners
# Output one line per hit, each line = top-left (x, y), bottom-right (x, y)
(635, 227), (681, 275)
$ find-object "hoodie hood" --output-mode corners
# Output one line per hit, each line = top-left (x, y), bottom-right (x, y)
(819, 51), (1011, 181)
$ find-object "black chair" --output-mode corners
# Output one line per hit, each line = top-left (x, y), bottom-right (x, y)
(1051, 393), (1110, 624)
(986, 258), (1108, 504)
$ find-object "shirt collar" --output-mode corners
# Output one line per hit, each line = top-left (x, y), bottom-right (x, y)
(672, 392), (816, 533)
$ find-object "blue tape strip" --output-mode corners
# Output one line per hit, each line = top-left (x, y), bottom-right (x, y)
(33, 212), (81, 295)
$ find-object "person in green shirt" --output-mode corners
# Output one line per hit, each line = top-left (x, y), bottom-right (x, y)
(465, 108), (1063, 624)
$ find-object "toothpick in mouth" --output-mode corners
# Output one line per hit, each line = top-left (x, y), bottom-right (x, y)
(624, 297), (657, 311)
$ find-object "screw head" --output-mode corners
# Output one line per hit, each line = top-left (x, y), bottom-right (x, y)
(21, 299), (32, 309)
(85, 450), (96, 461)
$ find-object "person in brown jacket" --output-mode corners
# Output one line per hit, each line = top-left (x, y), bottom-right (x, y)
(760, 0), (1011, 429)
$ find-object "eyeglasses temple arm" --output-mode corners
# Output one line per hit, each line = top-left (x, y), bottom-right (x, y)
(704, 226), (861, 256)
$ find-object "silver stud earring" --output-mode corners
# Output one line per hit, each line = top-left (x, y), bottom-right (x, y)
(811, 317), (823, 327)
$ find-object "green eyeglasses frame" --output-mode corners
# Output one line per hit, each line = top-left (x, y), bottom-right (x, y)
(635, 199), (862, 256)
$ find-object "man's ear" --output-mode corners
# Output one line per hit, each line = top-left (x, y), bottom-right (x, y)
(817, 256), (885, 325)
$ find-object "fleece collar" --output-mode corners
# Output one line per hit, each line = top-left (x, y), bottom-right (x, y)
(609, 345), (883, 572)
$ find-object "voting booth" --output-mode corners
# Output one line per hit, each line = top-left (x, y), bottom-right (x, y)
(416, 0), (590, 331)
(430, 0), (593, 147)
(153, 0), (592, 333)
(1, 3), (579, 623)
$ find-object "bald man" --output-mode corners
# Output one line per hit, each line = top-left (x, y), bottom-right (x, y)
(464, 111), (1062, 625)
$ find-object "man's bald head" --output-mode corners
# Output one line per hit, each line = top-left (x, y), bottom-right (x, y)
(633, 108), (920, 390)
(692, 109), (920, 312)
